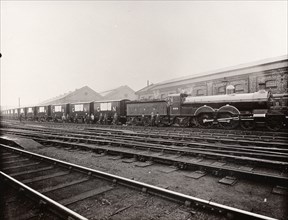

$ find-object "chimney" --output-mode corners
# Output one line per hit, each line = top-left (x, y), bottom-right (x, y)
(147, 80), (149, 86)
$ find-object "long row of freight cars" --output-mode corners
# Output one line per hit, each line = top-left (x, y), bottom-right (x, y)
(2, 100), (128, 124)
(2, 85), (288, 131)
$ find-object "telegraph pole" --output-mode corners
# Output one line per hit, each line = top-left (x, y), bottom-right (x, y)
(18, 97), (20, 108)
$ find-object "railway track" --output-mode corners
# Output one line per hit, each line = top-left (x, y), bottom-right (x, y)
(2, 123), (288, 162)
(0, 143), (279, 220)
(0, 172), (86, 220)
(2, 121), (288, 152)
(3, 119), (288, 141)
(3, 126), (288, 162)
(3, 120), (288, 147)
(1, 126), (288, 186)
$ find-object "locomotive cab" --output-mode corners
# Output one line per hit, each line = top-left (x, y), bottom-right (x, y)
(168, 93), (194, 126)
(168, 93), (188, 116)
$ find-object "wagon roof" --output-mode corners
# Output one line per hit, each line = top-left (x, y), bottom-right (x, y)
(92, 99), (129, 103)
(69, 101), (93, 105)
(50, 103), (70, 106)
(127, 100), (167, 104)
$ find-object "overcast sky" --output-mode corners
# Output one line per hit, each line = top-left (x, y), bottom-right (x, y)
(1, 1), (287, 108)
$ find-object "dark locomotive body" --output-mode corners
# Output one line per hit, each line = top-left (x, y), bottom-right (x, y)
(125, 87), (287, 130)
(177, 89), (272, 129)
(126, 100), (169, 126)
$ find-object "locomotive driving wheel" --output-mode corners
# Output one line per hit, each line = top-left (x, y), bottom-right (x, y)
(196, 113), (213, 128)
(218, 113), (239, 129)
(180, 117), (190, 127)
(240, 120), (255, 130)
(266, 116), (282, 131)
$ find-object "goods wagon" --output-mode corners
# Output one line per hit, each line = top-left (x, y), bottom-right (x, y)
(50, 104), (69, 122)
(19, 107), (26, 118)
(35, 105), (50, 121)
(25, 107), (36, 120)
(69, 102), (91, 123)
(92, 99), (128, 124)
(12, 109), (19, 119)
(7, 109), (13, 119)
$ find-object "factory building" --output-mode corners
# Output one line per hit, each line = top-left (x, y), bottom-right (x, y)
(99, 85), (137, 101)
(39, 85), (136, 105)
(39, 86), (103, 105)
(136, 55), (288, 100)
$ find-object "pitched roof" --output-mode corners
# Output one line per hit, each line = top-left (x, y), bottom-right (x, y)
(39, 91), (73, 105)
(99, 85), (135, 100)
(39, 86), (102, 105)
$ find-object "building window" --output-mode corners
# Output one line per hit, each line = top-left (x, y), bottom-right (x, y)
(196, 89), (204, 96)
(235, 84), (244, 93)
(266, 80), (277, 89)
(217, 86), (225, 95)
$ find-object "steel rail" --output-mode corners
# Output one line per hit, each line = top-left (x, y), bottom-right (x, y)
(9, 126), (287, 154)
(1, 133), (288, 187)
(3, 124), (288, 152)
(2, 121), (288, 145)
(2, 130), (288, 168)
(3, 119), (288, 137)
(33, 138), (288, 185)
(0, 144), (278, 220)
(0, 171), (88, 220)
(2, 127), (288, 163)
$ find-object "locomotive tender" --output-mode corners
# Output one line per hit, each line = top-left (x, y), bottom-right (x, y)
(2, 85), (287, 131)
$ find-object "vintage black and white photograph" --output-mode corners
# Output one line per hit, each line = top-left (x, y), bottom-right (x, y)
(0, 1), (287, 219)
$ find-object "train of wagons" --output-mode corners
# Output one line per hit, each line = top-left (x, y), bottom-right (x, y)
(2, 84), (288, 131)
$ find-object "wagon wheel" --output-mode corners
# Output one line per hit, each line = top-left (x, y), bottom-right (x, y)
(218, 113), (239, 129)
(156, 120), (164, 127)
(171, 117), (180, 126)
(179, 117), (190, 127)
(266, 116), (282, 131)
(143, 118), (150, 126)
(131, 117), (138, 126)
(240, 120), (255, 130)
(196, 113), (213, 128)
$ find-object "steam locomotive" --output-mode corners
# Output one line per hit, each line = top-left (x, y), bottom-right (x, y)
(127, 85), (288, 131)
(2, 84), (288, 131)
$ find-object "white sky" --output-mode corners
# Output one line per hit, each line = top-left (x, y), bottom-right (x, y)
(1, 1), (287, 108)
